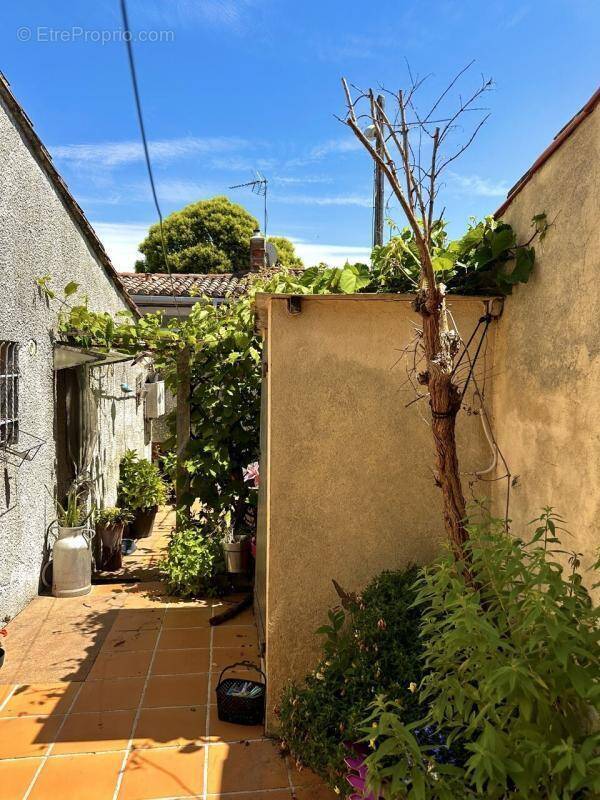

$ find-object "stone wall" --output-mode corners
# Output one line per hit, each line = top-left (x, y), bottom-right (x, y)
(0, 95), (150, 621)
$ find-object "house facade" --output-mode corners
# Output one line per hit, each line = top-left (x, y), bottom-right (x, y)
(0, 74), (150, 620)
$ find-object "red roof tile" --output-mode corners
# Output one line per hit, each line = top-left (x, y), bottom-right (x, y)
(120, 272), (250, 298)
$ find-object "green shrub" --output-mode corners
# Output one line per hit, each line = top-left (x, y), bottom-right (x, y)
(117, 450), (167, 512)
(363, 509), (600, 800)
(96, 506), (133, 526)
(160, 520), (225, 598)
(279, 567), (425, 794)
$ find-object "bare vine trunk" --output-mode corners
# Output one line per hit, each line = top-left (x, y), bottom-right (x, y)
(420, 290), (469, 561)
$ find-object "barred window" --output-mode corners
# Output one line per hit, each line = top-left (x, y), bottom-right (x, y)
(0, 341), (19, 446)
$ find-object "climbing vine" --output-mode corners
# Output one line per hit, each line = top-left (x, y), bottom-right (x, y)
(50, 214), (543, 524)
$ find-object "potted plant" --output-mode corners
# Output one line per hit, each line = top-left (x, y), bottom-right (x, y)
(118, 450), (167, 538)
(218, 505), (249, 576)
(95, 507), (133, 571)
(47, 481), (95, 598)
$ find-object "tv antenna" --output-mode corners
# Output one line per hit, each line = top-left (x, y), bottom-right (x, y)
(229, 171), (268, 236)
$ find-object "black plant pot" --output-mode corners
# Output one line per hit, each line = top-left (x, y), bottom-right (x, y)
(0, 647), (5, 670)
(129, 506), (158, 539)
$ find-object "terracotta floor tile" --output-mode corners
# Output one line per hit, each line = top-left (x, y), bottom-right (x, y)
(143, 674), (208, 708)
(133, 705), (206, 748)
(88, 650), (153, 680)
(151, 648), (210, 675)
(207, 707), (265, 743)
(119, 745), (205, 799)
(163, 606), (213, 628)
(207, 740), (289, 795)
(0, 682), (79, 717)
(29, 750), (124, 800)
(158, 627), (211, 650)
(72, 677), (145, 713)
(0, 714), (62, 758)
(211, 603), (255, 625)
(294, 788), (339, 799)
(102, 628), (160, 653)
(0, 684), (16, 708)
(212, 626), (259, 648)
(111, 609), (164, 632)
(118, 582), (171, 609)
(53, 709), (135, 754)
(289, 765), (335, 792)
(210, 645), (260, 671)
(0, 756), (43, 800)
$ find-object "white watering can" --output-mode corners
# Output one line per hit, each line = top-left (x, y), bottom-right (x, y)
(43, 525), (94, 598)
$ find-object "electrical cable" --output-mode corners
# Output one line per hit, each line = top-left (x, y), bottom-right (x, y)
(119, 0), (181, 320)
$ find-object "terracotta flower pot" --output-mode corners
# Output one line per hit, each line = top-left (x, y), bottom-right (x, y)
(97, 521), (125, 571)
(130, 506), (158, 539)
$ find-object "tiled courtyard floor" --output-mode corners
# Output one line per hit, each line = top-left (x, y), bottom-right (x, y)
(0, 509), (335, 800)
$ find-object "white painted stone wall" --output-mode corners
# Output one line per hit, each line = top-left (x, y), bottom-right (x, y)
(0, 95), (150, 621)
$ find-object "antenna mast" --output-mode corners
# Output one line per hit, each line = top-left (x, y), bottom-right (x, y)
(229, 172), (268, 236)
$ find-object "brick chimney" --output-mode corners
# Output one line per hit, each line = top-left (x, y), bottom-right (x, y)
(249, 227), (266, 271)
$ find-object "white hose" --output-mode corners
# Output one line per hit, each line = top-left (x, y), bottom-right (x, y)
(474, 390), (498, 477)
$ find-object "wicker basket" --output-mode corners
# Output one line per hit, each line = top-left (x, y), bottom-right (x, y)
(215, 660), (266, 726)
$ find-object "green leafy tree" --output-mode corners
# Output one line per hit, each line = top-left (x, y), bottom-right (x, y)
(136, 196), (256, 274)
(135, 196), (300, 275)
(268, 236), (303, 268)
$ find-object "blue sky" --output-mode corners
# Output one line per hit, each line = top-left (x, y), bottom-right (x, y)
(2, 1), (599, 269)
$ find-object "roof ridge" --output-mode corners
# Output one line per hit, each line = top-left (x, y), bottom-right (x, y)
(495, 85), (600, 218)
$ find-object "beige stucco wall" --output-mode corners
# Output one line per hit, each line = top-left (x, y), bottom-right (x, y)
(0, 95), (150, 621)
(491, 107), (600, 596)
(256, 294), (496, 731)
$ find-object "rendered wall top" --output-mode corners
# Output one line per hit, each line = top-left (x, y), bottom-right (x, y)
(491, 104), (600, 596)
(0, 95), (149, 620)
(256, 294), (496, 731)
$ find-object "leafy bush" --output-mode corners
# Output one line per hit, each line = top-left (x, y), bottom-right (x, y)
(117, 450), (167, 512)
(363, 509), (600, 800)
(95, 506), (133, 526)
(279, 568), (425, 794)
(160, 517), (225, 598)
(179, 297), (261, 526)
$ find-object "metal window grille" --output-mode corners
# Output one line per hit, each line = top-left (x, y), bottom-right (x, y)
(0, 341), (19, 447)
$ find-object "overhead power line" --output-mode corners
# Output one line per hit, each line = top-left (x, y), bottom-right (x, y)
(119, 0), (181, 317)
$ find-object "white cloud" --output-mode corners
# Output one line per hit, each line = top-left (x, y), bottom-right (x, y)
(286, 137), (362, 167)
(92, 221), (150, 271)
(503, 4), (530, 29)
(449, 172), (509, 198)
(51, 136), (246, 167)
(78, 178), (214, 206)
(309, 138), (362, 159)
(135, 0), (259, 32)
(273, 193), (372, 208)
(290, 239), (371, 267)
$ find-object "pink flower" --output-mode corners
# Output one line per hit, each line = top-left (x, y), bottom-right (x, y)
(243, 461), (260, 488)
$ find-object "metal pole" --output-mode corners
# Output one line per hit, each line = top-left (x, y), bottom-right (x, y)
(373, 94), (385, 247)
